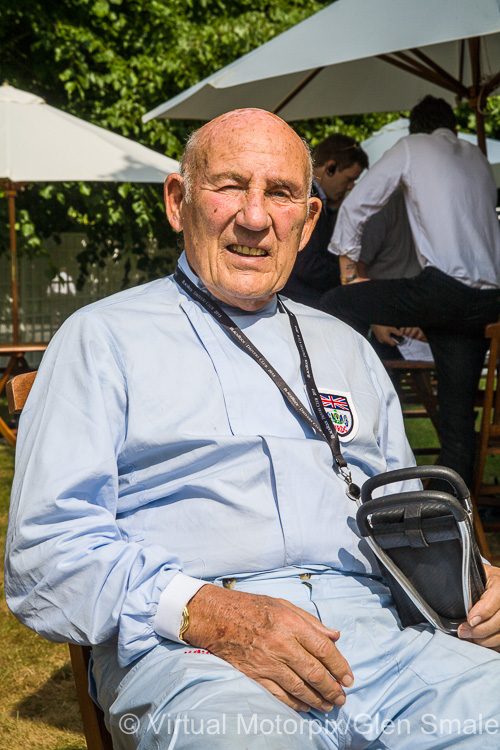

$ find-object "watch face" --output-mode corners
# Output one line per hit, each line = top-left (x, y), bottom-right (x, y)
(179, 606), (190, 639)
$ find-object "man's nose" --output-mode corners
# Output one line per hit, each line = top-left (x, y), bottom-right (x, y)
(235, 190), (272, 232)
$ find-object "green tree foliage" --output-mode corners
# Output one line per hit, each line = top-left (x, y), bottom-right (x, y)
(1, 0), (489, 286)
(0, 0), (337, 285)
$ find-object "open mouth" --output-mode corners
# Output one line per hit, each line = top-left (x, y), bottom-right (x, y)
(227, 244), (268, 257)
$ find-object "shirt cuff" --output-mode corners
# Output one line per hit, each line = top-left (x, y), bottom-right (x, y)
(327, 241), (340, 256)
(153, 573), (208, 643)
(328, 242), (361, 261)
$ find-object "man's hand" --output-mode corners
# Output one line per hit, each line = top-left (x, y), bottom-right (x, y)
(371, 325), (427, 346)
(372, 325), (405, 346)
(400, 327), (427, 342)
(184, 584), (353, 712)
(458, 564), (500, 650)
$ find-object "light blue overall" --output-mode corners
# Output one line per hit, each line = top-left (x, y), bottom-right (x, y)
(6, 254), (500, 748)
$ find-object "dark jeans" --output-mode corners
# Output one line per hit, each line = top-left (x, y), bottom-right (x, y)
(320, 267), (500, 486)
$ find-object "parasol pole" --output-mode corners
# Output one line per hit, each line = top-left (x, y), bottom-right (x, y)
(468, 37), (487, 156)
(2, 181), (20, 343)
(380, 38), (493, 157)
(472, 103), (487, 156)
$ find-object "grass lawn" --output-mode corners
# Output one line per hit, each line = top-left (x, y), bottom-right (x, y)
(0, 444), (86, 750)
(1, 417), (499, 748)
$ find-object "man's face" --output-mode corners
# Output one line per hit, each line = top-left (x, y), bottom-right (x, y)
(165, 111), (321, 311)
(320, 162), (364, 207)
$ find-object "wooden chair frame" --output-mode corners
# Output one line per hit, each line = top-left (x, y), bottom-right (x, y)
(472, 321), (500, 535)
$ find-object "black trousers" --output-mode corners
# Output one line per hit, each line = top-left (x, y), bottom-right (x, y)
(320, 267), (500, 486)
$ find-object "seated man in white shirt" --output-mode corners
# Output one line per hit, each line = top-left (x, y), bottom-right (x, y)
(5, 107), (500, 750)
(321, 95), (500, 488)
(357, 188), (427, 359)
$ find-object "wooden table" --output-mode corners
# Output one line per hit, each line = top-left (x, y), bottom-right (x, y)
(0, 343), (48, 446)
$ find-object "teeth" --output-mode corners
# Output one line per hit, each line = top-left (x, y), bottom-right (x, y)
(229, 245), (267, 257)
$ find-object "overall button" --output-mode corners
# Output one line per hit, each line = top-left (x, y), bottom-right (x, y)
(222, 578), (236, 589)
(300, 573), (312, 589)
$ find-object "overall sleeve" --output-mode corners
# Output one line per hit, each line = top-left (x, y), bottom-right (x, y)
(5, 311), (185, 666)
(330, 139), (409, 261)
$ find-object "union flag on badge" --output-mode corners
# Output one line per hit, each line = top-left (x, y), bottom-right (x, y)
(319, 389), (358, 441)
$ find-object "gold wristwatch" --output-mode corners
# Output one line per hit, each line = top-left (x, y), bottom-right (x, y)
(179, 606), (190, 641)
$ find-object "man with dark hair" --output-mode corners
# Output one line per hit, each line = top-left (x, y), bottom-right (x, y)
(321, 96), (500, 487)
(312, 134), (370, 175)
(281, 134), (368, 308)
(409, 94), (458, 134)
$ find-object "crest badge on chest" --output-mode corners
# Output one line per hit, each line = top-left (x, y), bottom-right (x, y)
(319, 388), (359, 442)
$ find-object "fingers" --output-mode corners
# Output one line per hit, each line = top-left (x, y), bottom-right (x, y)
(458, 565), (500, 648)
(185, 585), (353, 711)
(276, 598), (352, 683)
(401, 326), (426, 341)
(258, 679), (313, 713)
(458, 617), (500, 649)
(277, 598), (341, 641)
(243, 605), (351, 709)
(372, 325), (399, 346)
(467, 564), (500, 624)
(269, 598), (352, 708)
(296, 623), (353, 691)
(258, 658), (346, 712)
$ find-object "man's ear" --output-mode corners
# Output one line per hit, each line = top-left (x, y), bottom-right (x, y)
(326, 160), (337, 177)
(298, 196), (322, 253)
(164, 174), (185, 231)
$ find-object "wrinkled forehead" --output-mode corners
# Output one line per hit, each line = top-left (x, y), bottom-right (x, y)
(196, 110), (310, 187)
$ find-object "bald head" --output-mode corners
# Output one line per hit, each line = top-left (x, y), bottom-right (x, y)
(180, 109), (313, 202)
(164, 107), (321, 311)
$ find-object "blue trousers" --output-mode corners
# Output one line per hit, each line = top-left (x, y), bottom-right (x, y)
(91, 568), (500, 749)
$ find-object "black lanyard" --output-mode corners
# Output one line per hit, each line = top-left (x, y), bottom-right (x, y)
(174, 267), (360, 500)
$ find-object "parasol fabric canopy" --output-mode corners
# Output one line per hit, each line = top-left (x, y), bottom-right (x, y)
(361, 118), (500, 187)
(0, 83), (179, 343)
(1, 84), (178, 183)
(144, 0), (500, 126)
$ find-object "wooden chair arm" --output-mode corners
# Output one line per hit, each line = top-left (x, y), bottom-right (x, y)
(6, 370), (37, 414)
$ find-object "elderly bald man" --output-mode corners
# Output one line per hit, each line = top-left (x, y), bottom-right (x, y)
(6, 109), (500, 750)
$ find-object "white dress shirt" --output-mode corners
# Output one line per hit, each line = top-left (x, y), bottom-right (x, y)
(330, 128), (500, 289)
